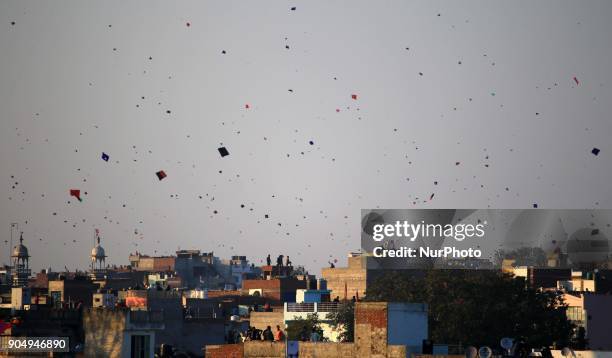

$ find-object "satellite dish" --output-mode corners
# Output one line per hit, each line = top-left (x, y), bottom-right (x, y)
(479, 346), (492, 358)
(466, 346), (478, 358)
(500, 338), (514, 350)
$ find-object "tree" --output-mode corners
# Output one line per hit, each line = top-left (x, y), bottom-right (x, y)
(326, 301), (355, 342)
(286, 313), (326, 341)
(366, 270), (575, 348)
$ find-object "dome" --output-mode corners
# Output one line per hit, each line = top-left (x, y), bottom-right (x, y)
(12, 243), (28, 258)
(91, 245), (106, 259)
(91, 235), (106, 259)
(12, 234), (29, 258)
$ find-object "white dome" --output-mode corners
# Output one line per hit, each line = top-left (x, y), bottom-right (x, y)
(12, 243), (28, 258)
(12, 234), (29, 258)
(91, 245), (106, 259)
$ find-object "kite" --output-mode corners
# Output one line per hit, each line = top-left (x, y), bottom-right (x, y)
(156, 170), (167, 181)
(351, 94), (357, 100)
(70, 189), (82, 202)
(245, 104), (250, 109)
(218, 147), (229, 157)
(101, 152), (109, 162)
(592, 148), (600, 156)
(573, 76), (579, 85)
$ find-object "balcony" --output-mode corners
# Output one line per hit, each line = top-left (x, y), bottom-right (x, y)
(285, 302), (339, 313)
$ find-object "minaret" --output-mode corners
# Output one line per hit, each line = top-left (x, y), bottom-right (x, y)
(90, 231), (107, 280)
(11, 232), (31, 287)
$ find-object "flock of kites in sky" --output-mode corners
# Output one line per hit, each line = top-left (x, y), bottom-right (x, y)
(4, 9), (603, 267)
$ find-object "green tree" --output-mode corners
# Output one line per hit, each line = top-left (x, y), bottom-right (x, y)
(286, 313), (326, 341)
(326, 301), (355, 342)
(366, 270), (574, 348)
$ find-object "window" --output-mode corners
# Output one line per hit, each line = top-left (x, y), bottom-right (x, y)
(130, 335), (150, 358)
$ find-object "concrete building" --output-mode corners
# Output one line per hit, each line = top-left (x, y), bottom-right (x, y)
(221, 256), (259, 289)
(93, 290), (117, 308)
(48, 275), (98, 308)
(248, 311), (284, 332)
(175, 250), (226, 289)
(562, 293), (612, 350)
(321, 253), (368, 300)
(129, 253), (175, 272)
(9, 307), (84, 353)
(510, 266), (572, 289)
(557, 271), (595, 292)
(205, 301), (417, 358)
(84, 308), (161, 357)
(283, 301), (342, 341)
(85, 290), (226, 356)
(242, 277), (307, 302)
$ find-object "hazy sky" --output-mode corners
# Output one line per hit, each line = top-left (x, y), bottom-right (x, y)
(2, 1), (612, 274)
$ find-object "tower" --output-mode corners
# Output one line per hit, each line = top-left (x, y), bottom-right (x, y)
(90, 230), (107, 280)
(11, 232), (31, 287)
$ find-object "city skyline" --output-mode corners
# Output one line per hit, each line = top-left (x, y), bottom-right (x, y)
(2, 1), (612, 274)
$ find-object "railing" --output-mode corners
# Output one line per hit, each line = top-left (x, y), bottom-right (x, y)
(317, 302), (340, 312)
(285, 302), (339, 313)
(286, 302), (315, 312)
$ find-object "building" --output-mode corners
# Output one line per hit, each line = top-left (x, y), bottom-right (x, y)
(242, 277), (307, 302)
(84, 308), (161, 357)
(90, 232), (107, 280)
(9, 307), (84, 353)
(221, 256), (259, 289)
(11, 233), (31, 287)
(205, 301), (421, 358)
(93, 290), (117, 308)
(48, 275), (98, 308)
(562, 292), (612, 350)
(129, 253), (176, 272)
(510, 266), (572, 289)
(85, 289), (226, 356)
(283, 301), (342, 341)
(594, 269), (612, 294)
(321, 253), (368, 300)
(174, 250), (225, 289)
(557, 271), (596, 292)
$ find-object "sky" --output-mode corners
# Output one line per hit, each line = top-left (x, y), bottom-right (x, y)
(1, 1), (612, 274)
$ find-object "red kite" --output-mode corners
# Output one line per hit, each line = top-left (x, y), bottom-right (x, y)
(70, 189), (82, 202)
